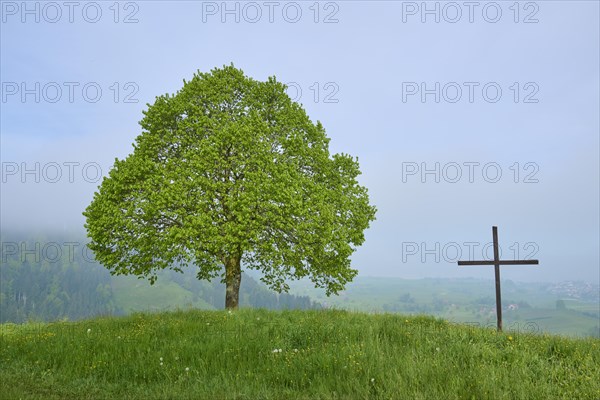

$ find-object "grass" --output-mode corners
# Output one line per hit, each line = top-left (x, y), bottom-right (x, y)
(1, 309), (599, 399)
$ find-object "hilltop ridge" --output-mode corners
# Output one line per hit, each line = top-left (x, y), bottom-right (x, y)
(1, 308), (598, 399)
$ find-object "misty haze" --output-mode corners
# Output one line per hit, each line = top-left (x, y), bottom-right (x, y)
(1, 1), (599, 399)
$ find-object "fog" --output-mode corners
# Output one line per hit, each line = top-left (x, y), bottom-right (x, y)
(2, 1), (598, 284)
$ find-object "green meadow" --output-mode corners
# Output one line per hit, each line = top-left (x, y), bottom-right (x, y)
(1, 308), (598, 399)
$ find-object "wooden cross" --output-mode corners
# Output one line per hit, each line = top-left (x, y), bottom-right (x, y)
(457, 226), (539, 332)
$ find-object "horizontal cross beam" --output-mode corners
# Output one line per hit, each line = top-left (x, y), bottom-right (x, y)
(458, 260), (539, 266)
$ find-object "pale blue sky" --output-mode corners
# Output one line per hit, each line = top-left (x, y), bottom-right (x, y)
(1, 1), (598, 283)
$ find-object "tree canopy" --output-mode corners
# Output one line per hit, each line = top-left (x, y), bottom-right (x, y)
(83, 65), (376, 309)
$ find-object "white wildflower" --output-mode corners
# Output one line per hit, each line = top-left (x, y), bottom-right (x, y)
(185, 367), (190, 372)
(87, 328), (91, 334)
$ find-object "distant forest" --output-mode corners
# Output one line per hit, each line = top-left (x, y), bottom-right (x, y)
(0, 233), (321, 324)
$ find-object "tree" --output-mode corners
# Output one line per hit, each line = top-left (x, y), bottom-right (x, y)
(83, 65), (376, 309)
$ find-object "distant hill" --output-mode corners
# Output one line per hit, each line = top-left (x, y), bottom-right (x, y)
(0, 233), (321, 324)
(288, 276), (600, 338)
(110, 267), (321, 314)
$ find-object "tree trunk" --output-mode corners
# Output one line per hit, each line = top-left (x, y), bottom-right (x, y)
(224, 255), (242, 310)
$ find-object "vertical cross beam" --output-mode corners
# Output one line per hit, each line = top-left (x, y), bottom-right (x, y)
(457, 226), (539, 332)
(492, 226), (502, 332)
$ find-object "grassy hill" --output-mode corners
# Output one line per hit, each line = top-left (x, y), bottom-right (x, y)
(111, 275), (216, 313)
(1, 309), (599, 399)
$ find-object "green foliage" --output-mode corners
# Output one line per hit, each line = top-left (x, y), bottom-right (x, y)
(1, 309), (598, 399)
(84, 65), (376, 301)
